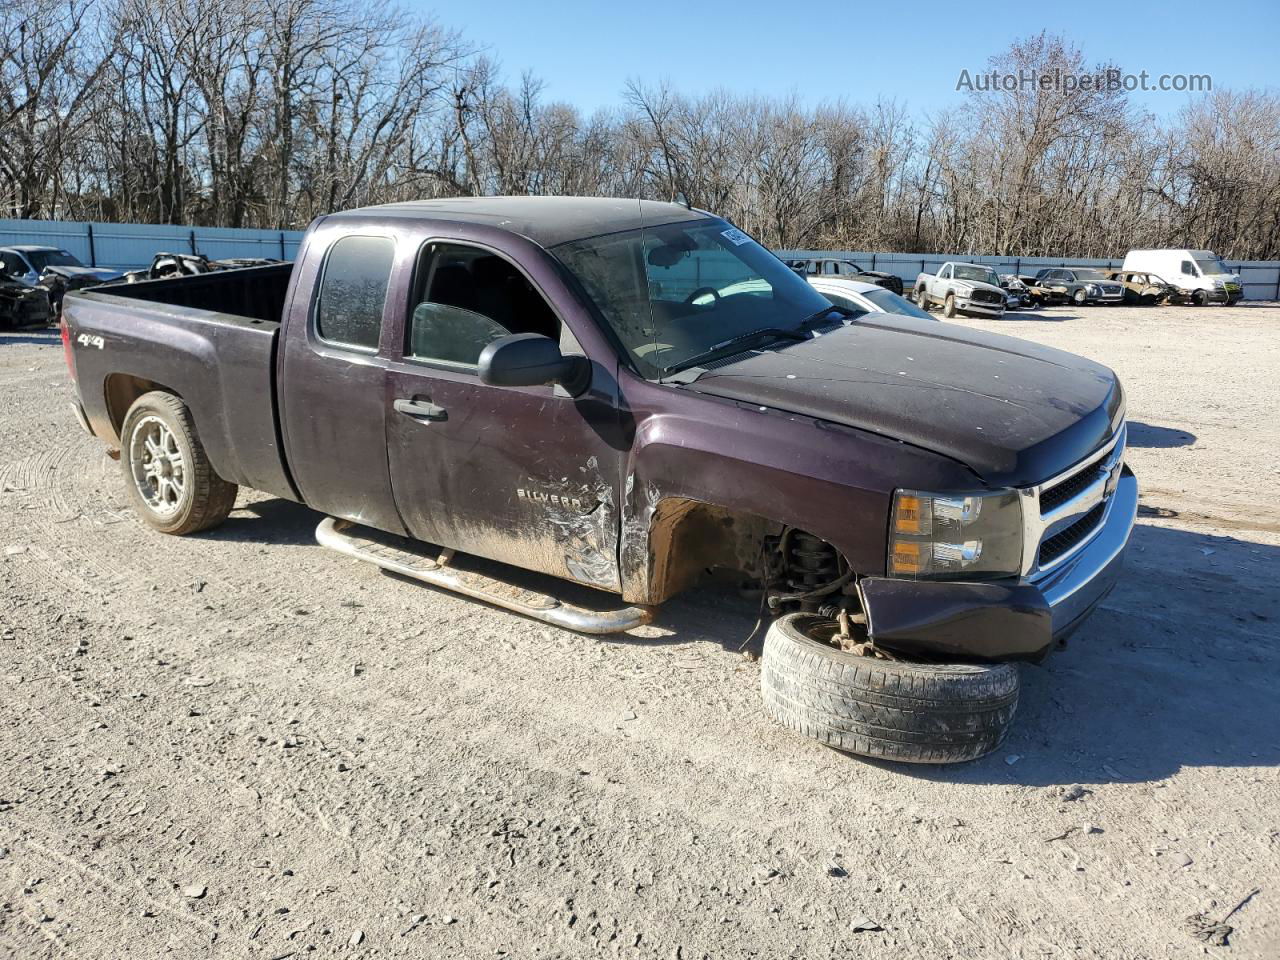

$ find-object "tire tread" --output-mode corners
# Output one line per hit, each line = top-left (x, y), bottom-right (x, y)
(760, 614), (1018, 764)
(121, 391), (237, 536)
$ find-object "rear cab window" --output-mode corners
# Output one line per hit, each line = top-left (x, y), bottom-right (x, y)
(314, 235), (395, 351)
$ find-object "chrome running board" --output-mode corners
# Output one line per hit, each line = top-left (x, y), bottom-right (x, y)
(315, 517), (653, 635)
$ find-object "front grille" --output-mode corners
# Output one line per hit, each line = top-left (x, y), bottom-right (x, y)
(1038, 502), (1105, 566)
(1039, 465), (1101, 514)
(970, 289), (1002, 304)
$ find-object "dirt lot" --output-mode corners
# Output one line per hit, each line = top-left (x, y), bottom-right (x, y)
(1, 303), (1277, 959)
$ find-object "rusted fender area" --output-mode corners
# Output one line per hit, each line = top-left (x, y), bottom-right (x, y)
(614, 371), (979, 606)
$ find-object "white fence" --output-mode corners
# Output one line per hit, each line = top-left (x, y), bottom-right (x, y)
(0, 218), (305, 271)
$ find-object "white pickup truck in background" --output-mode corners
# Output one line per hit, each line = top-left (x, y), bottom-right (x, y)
(913, 262), (1007, 318)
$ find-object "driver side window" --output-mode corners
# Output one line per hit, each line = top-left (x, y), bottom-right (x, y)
(406, 243), (561, 367)
(1181, 260), (1196, 276)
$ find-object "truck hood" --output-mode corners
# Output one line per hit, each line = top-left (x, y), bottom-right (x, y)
(953, 279), (1005, 296)
(685, 315), (1124, 487)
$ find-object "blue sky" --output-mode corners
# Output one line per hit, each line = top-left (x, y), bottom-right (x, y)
(414, 0), (1278, 119)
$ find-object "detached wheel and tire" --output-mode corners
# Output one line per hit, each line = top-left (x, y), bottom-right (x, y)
(121, 391), (237, 535)
(760, 614), (1019, 764)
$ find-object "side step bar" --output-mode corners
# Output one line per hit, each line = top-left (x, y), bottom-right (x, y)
(315, 517), (654, 635)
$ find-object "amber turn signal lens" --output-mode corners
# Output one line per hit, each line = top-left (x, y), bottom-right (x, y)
(894, 495), (923, 534)
(890, 540), (921, 574)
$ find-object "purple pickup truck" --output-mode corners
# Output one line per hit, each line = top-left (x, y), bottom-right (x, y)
(61, 197), (1137, 763)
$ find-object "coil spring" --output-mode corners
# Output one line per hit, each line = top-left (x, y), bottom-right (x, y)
(784, 530), (841, 592)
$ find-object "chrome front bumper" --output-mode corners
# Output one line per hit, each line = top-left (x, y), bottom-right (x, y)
(958, 298), (1005, 315)
(1035, 466), (1138, 638)
(857, 466), (1138, 661)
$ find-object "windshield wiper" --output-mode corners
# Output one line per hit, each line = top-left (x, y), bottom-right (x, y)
(662, 328), (805, 375)
(798, 304), (854, 327)
(662, 306), (854, 375)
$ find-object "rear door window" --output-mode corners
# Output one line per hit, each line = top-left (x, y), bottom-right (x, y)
(314, 235), (395, 350)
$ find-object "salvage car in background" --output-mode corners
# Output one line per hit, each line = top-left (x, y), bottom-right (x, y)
(913, 262), (1007, 317)
(999, 274), (1038, 310)
(1026, 267), (1124, 306)
(786, 257), (905, 295)
(806, 276), (936, 320)
(1103, 270), (1174, 306)
(62, 197), (1136, 764)
(0, 246), (122, 317)
(116, 252), (282, 284)
(0, 266), (52, 329)
(1121, 249), (1242, 305)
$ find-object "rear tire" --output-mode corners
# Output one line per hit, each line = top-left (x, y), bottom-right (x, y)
(760, 614), (1019, 763)
(121, 391), (237, 535)
(914, 287), (930, 309)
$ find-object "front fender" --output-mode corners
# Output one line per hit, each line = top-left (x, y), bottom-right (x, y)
(615, 372), (979, 604)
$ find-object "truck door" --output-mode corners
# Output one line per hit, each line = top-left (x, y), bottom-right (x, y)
(278, 231), (408, 535)
(935, 263), (951, 297)
(382, 240), (625, 592)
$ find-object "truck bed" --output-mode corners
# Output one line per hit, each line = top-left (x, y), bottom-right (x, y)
(64, 264), (298, 502)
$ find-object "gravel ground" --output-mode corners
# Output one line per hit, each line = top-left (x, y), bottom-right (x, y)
(1, 303), (1277, 959)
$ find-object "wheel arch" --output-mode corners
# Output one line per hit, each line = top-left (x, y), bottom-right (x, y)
(104, 374), (184, 446)
(622, 496), (784, 605)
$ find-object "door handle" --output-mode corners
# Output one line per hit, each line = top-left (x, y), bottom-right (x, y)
(394, 397), (448, 422)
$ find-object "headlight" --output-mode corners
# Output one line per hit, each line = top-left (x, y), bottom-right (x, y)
(1086, 284), (1100, 295)
(888, 489), (1024, 580)
(1212, 279), (1224, 288)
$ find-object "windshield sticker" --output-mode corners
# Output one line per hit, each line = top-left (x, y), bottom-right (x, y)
(720, 227), (751, 246)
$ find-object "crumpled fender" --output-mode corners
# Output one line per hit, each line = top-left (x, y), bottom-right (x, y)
(856, 576), (1052, 662)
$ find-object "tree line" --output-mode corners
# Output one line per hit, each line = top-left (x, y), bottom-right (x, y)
(4, 0), (1279, 260)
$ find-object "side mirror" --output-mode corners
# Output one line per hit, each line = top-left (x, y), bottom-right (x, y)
(478, 333), (588, 394)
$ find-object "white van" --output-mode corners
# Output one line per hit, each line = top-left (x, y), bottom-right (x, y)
(1120, 249), (1243, 305)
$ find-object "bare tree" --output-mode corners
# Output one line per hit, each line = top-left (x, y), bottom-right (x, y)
(9, 15), (1280, 263)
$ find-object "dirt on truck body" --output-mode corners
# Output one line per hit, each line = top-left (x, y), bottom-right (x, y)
(61, 196), (1137, 763)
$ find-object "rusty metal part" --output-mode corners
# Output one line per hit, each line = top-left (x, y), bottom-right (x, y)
(316, 517), (654, 634)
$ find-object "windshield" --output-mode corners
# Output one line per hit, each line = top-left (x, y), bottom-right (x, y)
(861, 287), (933, 319)
(553, 220), (834, 378)
(1194, 257), (1230, 276)
(954, 265), (999, 286)
(26, 249), (84, 271)
(1073, 269), (1108, 282)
